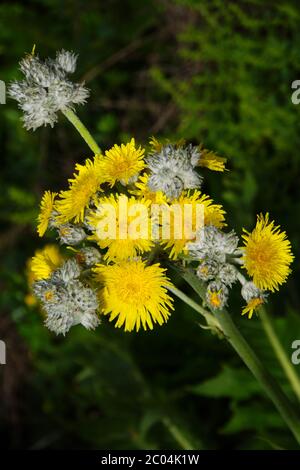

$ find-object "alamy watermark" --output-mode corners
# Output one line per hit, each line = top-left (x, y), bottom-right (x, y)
(92, 199), (205, 244)
(0, 80), (5, 104)
(291, 340), (300, 365)
(291, 80), (300, 104)
(0, 340), (6, 365)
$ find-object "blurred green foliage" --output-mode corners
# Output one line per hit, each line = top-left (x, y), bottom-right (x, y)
(1, 0), (300, 450)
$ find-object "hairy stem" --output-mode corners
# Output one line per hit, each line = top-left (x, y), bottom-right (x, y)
(167, 285), (211, 319)
(161, 417), (195, 450)
(180, 268), (300, 446)
(62, 108), (101, 154)
(260, 306), (300, 402)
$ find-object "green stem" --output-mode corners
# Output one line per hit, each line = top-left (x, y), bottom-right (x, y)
(167, 285), (211, 319)
(181, 268), (300, 446)
(62, 108), (101, 154)
(162, 417), (195, 450)
(260, 306), (300, 402)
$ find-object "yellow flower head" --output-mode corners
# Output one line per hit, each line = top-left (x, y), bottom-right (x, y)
(87, 193), (154, 262)
(30, 244), (64, 280)
(55, 155), (104, 223)
(242, 213), (294, 292)
(37, 191), (57, 237)
(131, 173), (168, 204)
(94, 260), (174, 332)
(161, 190), (226, 259)
(207, 290), (222, 309)
(25, 255), (40, 307)
(198, 147), (227, 172)
(102, 138), (145, 186)
(242, 297), (264, 319)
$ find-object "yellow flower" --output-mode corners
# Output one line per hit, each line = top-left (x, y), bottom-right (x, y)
(131, 173), (168, 204)
(37, 191), (57, 237)
(87, 194), (154, 262)
(198, 147), (227, 172)
(102, 138), (145, 186)
(24, 293), (37, 307)
(94, 260), (174, 332)
(242, 213), (294, 292)
(242, 298), (264, 319)
(55, 155), (104, 223)
(207, 290), (222, 309)
(31, 244), (64, 280)
(161, 190), (226, 259)
(25, 256), (39, 307)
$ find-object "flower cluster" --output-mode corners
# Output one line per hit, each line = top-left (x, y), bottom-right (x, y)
(29, 131), (231, 333)
(187, 216), (293, 317)
(9, 49), (89, 130)
(12, 50), (293, 334)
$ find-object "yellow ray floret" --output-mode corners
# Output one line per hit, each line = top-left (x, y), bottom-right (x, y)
(161, 190), (226, 259)
(94, 260), (174, 332)
(149, 136), (164, 153)
(241, 213), (294, 292)
(102, 138), (145, 186)
(87, 193), (154, 261)
(242, 298), (264, 319)
(31, 245), (64, 281)
(197, 147), (227, 172)
(55, 155), (104, 223)
(37, 190), (57, 237)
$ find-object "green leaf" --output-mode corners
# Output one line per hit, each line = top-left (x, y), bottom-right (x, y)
(188, 365), (261, 400)
(221, 402), (284, 434)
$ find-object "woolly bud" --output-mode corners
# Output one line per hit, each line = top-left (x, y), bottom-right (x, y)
(217, 263), (237, 287)
(67, 280), (99, 314)
(79, 247), (102, 267)
(241, 281), (265, 303)
(45, 310), (73, 336)
(52, 259), (81, 283)
(9, 50), (89, 131)
(241, 281), (267, 319)
(146, 144), (202, 199)
(55, 50), (78, 74)
(33, 280), (58, 303)
(206, 281), (229, 310)
(187, 226), (239, 263)
(58, 224), (87, 245)
(197, 259), (219, 281)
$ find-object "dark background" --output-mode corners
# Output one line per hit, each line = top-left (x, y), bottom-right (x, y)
(1, 0), (300, 450)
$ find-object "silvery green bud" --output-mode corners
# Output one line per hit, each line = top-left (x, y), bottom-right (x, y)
(43, 280), (99, 335)
(52, 259), (81, 283)
(217, 263), (237, 287)
(33, 265), (100, 335)
(146, 144), (202, 199)
(33, 280), (59, 304)
(58, 223), (87, 245)
(80, 311), (101, 330)
(197, 259), (219, 281)
(55, 50), (78, 74)
(241, 281), (266, 303)
(45, 309), (75, 336)
(187, 226), (239, 263)
(9, 50), (89, 131)
(67, 280), (98, 313)
(79, 247), (102, 267)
